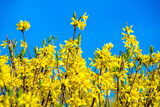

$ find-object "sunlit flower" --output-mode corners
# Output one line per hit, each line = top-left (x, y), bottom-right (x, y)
(0, 40), (7, 49)
(16, 20), (30, 32)
(20, 40), (27, 48)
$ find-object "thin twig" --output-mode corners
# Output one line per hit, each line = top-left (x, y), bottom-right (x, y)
(98, 69), (101, 107)
(107, 90), (110, 107)
(73, 26), (76, 40)
(57, 55), (68, 107)
(129, 67), (141, 94)
(146, 64), (156, 107)
(125, 67), (141, 106)
(6, 36), (17, 95)
(144, 63), (150, 72)
(1, 87), (5, 96)
(91, 98), (96, 107)
(45, 89), (51, 107)
(117, 76), (119, 107)
(22, 32), (31, 59)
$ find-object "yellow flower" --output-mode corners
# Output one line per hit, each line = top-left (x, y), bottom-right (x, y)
(16, 20), (30, 32)
(77, 19), (86, 30)
(0, 40), (7, 49)
(20, 40), (27, 48)
(81, 12), (88, 21)
(70, 17), (79, 26)
(0, 95), (11, 107)
(70, 12), (88, 30)
(18, 92), (39, 106)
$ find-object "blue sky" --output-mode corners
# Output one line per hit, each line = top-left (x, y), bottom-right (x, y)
(0, 0), (160, 65)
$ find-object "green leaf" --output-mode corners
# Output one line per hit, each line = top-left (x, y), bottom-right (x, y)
(39, 78), (43, 85)
(21, 48), (26, 57)
(34, 46), (38, 55)
(149, 45), (153, 55)
(17, 88), (23, 98)
(43, 39), (46, 46)
(48, 35), (52, 44)
(7, 88), (12, 96)
(78, 33), (81, 46)
(55, 36), (58, 41)
(73, 11), (76, 19)
(57, 103), (64, 107)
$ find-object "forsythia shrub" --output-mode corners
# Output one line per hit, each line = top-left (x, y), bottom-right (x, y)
(0, 12), (160, 107)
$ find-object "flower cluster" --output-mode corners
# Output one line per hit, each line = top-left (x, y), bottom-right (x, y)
(16, 20), (30, 32)
(70, 12), (88, 30)
(20, 40), (28, 48)
(0, 12), (160, 107)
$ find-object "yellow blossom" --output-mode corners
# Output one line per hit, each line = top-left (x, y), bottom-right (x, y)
(81, 12), (88, 21)
(71, 12), (88, 30)
(70, 17), (79, 26)
(18, 92), (39, 106)
(16, 20), (30, 32)
(0, 41), (7, 49)
(20, 40), (27, 48)
(77, 19), (86, 30)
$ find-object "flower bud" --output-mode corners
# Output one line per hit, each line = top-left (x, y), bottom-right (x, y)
(21, 48), (26, 57)
(43, 39), (46, 46)
(78, 33), (81, 46)
(150, 45), (153, 55)
(73, 11), (76, 19)
(39, 78), (43, 85)
(34, 46), (38, 55)
(48, 35), (52, 44)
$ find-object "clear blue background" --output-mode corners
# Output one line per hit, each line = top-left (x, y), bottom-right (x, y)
(0, 0), (160, 98)
(1, 0), (160, 60)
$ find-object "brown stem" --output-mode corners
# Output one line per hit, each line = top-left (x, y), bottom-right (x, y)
(94, 68), (97, 72)
(152, 65), (155, 81)
(98, 69), (101, 107)
(125, 67), (140, 106)
(45, 89), (51, 107)
(107, 90), (110, 107)
(23, 62), (27, 93)
(91, 98), (96, 107)
(73, 26), (76, 40)
(145, 68), (148, 77)
(42, 97), (45, 106)
(128, 66), (133, 78)
(22, 32), (31, 59)
(12, 86), (17, 94)
(42, 70), (55, 106)
(57, 57), (68, 107)
(76, 47), (79, 56)
(6, 36), (17, 77)
(6, 36), (18, 95)
(45, 67), (56, 107)
(23, 75), (26, 93)
(146, 64), (156, 106)
(1, 87), (5, 96)
(33, 67), (41, 88)
(144, 63), (150, 73)
(51, 71), (55, 83)
(129, 68), (139, 94)
(57, 64), (61, 83)
(117, 76), (119, 107)
(33, 69), (38, 86)
(66, 54), (69, 70)
(98, 57), (103, 106)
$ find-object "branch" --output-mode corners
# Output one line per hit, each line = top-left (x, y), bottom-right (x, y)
(73, 25), (76, 40)
(22, 32), (31, 59)
(91, 98), (96, 107)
